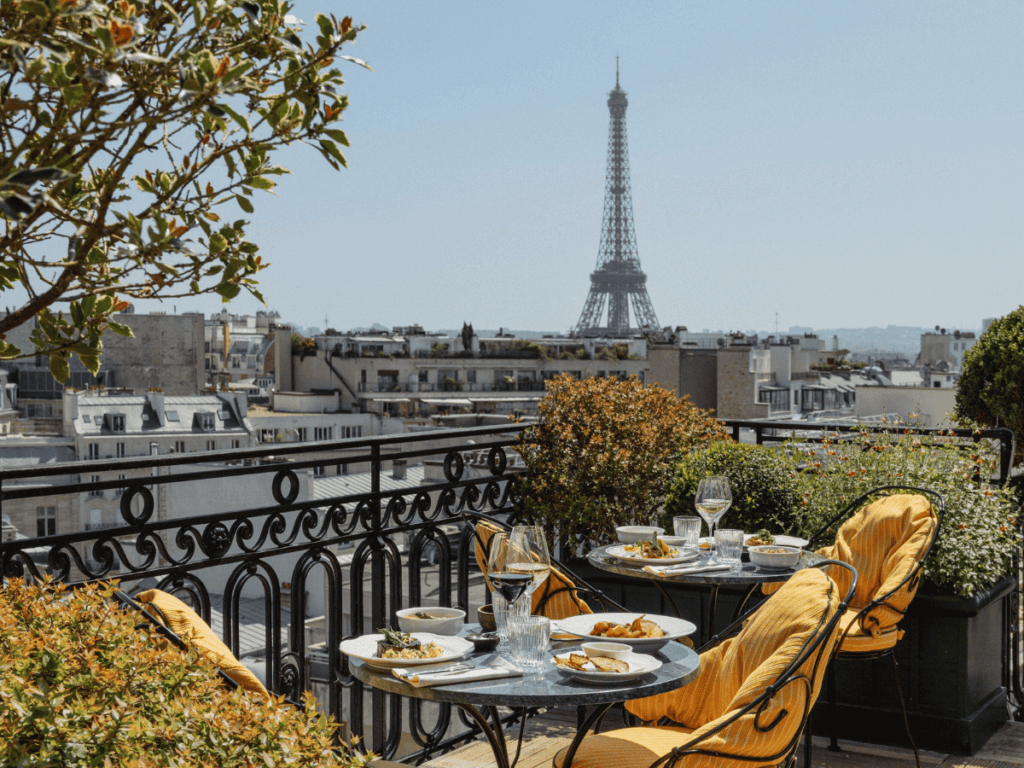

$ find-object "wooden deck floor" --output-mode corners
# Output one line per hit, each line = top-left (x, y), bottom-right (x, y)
(412, 709), (1024, 768)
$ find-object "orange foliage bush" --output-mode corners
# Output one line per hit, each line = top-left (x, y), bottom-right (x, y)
(0, 579), (370, 767)
(516, 374), (729, 547)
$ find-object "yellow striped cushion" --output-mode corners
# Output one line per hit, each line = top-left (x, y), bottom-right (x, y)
(136, 590), (270, 700)
(818, 494), (935, 636)
(836, 607), (900, 653)
(611, 568), (840, 768)
(473, 521), (592, 620)
(553, 726), (693, 768)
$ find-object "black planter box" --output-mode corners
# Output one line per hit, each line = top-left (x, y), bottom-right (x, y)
(569, 558), (1013, 755)
(812, 576), (1013, 755)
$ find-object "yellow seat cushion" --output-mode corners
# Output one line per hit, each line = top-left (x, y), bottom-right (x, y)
(818, 494), (935, 639)
(136, 589), (270, 700)
(473, 521), (592, 621)
(762, 494), (935, 644)
(558, 568), (840, 768)
(553, 726), (693, 768)
(835, 607), (900, 653)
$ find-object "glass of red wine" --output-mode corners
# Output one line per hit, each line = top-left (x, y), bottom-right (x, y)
(487, 532), (532, 639)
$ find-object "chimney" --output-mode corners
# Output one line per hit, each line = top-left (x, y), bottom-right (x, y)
(832, 335), (838, 352)
(392, 459), (407, 480)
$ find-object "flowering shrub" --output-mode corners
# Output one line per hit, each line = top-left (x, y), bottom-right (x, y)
(0, 580), (370, 768)
(664, 441), (808, 537)
(795, 428), (1020, 597)
(516, 374), (728, 548)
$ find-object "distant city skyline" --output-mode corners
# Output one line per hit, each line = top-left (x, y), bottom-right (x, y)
(128, 1), (1021, 335)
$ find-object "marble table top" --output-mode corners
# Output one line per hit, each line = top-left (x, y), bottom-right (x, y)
(587, 545), (826, 587)
(349, 636), (700, 708)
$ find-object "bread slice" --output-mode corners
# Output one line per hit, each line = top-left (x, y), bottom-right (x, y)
(639, 620), (666, 638)
(589, 656), (629, 673)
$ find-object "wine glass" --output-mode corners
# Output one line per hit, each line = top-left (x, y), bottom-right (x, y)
(694, 476), (732, 562)
(486, 532), (532, 638)
(509, 525), (551, 607)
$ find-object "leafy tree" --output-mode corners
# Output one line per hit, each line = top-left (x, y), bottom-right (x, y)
(516, 374), (729, 550)
(955, 307), (1024, 465)
(0, 0), (366, 381)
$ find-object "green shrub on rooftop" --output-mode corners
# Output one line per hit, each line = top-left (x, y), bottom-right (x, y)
(664, 441), (808, 537)
(0, 579), (370, 768)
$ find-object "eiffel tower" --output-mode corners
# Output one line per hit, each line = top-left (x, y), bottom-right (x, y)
(574, 64), (660, 338)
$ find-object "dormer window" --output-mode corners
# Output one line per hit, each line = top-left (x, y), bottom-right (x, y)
(195, 412), (215, 431)
(105, 413), (126, 432)
(82, 415), (91, 424)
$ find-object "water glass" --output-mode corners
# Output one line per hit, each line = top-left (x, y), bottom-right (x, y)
(716, 529), (744, 571)
(492, 592), (530, 639)
(673, 516), (702, 550)
(507, 615), (550, 672)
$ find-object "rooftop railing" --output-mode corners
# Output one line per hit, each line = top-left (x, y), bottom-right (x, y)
(1, 419), (1020, 758)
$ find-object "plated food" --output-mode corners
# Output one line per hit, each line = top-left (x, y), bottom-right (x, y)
(375, 627), (444, 660)
(340, 632), (473, 670)
(746, 529), (775, 547)
(606, 544), (700, 567)
(553, 612), (696, 652)
(551, 650), (662, 684)
(624, 539), (680, 559)
(589, 614), (666, 640)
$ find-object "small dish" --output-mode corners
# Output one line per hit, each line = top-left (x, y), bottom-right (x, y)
(747, 545), (802, 569)
(477, 605), (496, 632)
(465, 632), (500, 652)
(615, 526), (665, 544)
(581, 641), (631, 660)
(396, 607), (466, 636)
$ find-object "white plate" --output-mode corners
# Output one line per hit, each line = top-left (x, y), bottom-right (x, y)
(552, 612), (697, 652)
(699, 534), (810, 550)
(340, 632), (474, 670)
(605, 544), (701, 566)
(743, 533), (809, 549)
(552, 650), (662, 684)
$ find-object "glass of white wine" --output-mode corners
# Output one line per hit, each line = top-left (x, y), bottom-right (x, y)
(694, 476), (732, 563)
(509, 525), (551, 611)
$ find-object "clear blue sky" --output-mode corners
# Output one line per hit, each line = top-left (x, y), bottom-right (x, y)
(160, 0), (1022, 335)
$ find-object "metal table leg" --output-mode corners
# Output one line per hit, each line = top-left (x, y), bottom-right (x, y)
(558, 702), (614, 768)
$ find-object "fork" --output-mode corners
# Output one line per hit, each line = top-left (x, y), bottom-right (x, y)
(423, 663), (474, 677)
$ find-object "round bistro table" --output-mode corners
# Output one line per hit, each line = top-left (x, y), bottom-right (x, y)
(587, 545), (827, 644)
(349, 635), (700, 768)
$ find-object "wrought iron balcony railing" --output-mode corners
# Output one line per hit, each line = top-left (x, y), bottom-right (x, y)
(0, 419), (1020, 758)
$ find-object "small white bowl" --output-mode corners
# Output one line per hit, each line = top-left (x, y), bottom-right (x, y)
(616, 525), (665, 544)
(748, 545), (802, 569)
(581, 641), (631, 660)
(396, 607), (466, 636)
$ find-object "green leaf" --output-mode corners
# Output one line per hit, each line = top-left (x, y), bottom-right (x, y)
(78, 354), (101, 375)
(6, 167), (72, 186)
(209, 233), (227, 253)
(107, 321), (134, 338)
(235, 194), (254, 213)
(0, 340), (23, 359)
(324, 129), (349, 146)
(49, 353), (70, 383)
(245, 177), (275, 190)
(318, 139), (347, 168)
(216, 283), (241, 301)
(219, 103), (251, 138)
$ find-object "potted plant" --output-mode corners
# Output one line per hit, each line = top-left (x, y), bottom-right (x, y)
(515, 374), (728, 557)
(794, 426), (1021, 754)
